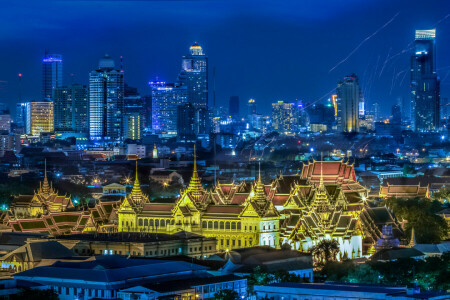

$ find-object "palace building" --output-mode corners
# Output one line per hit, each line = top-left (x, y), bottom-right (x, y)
(117, 157), (401, 257)
(2, 162), (120, 235)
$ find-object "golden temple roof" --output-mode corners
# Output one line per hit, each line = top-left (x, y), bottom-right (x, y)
(186, 145), (205, 199)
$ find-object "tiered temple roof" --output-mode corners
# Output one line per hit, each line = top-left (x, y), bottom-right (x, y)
(379, 184), (429, 198)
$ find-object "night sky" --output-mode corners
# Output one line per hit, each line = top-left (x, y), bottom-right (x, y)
(0, 0), (449, 117)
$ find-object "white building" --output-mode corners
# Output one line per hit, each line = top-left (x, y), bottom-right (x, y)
(254, 282), (449, 300)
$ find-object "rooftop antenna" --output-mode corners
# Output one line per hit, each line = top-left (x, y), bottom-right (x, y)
(320, 152), (324, 186)
(120, 56), (123, 72)
(18, 73), (23, 103)
(213, 66), (216, 109)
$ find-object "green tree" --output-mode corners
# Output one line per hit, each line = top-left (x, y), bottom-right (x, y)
(321, 260), (355, 282)
(382, 197), (448, 243)
(309, 239), (340, 269)
(345, 263), (382, 284)
(432, 187), (450, 205)
(245, 266), (273, 295)
(214, 289), (239, 300)
(402, 164), (414, 176)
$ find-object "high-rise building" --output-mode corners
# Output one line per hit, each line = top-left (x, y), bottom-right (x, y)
(140, 95), (152, 131)
(123, 84), (143, 141)
(371, 102), (380, 122)
(0, 103), (10, 132)
(177, 42), (208, 108)
(25, 102), (54, 136)
(177, 102), (196, 142)
(150, 81), (187, 135)
(391, 105), (402, 125)
(272, 101), (294, 134)
(89, 55), (124, 141)
(229, 96), (239, 117)
(42, 54), (63, 101)
(53, 84), (88, 133)
(336, 74), (361, 133)
(248, 99), (257, 116)
(392, 104), (402, 124)
(411, 29), (440, 132)
(15, 103), (27, 128)
(441, 97), (449, 122)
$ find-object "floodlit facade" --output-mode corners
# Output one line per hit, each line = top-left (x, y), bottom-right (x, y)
(117, 156), (399, 257)
(25, 101), (54, 136)
(272, 101), (294, 134)
(89, 55), (124, 141)
(411, 29), (440, 132)
(151, 81), (187, 135)
(178, 42), (208, 108)
(336, 74), (360, 133)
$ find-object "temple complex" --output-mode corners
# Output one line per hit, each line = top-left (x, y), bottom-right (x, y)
(2, 162), (120, 234)
(116, 156), (401, 257)
(1, 157), (403, 257)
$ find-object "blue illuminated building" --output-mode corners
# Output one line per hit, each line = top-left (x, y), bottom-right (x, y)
(177, 42), (208, 108)
(42, 53), (63, 101)
(89, 55), (124, 141)
(150, 81), (187, 136)
(411, 29), (440, 132)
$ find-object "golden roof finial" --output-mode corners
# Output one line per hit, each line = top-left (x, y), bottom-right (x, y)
(135, 160), (139, 184)
(258, 162), (262, 184)
(41, 159), (51, 196)
(319, 152), (324, 187)
(408, 227), (416, 248)
(129, 160), (144, 204)
(193, 144), (197, 174)
(187, 145), (205, 199)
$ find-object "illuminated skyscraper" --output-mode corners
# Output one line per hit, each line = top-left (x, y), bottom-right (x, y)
(15, 103), (27, 128)
(42, 54), (63, 101)
(411, 29), (440, 132)
(89, 55), (124, 141)
(336, 74), (360, 133)
(123, 84), (143, 141)
(150, 81), (187, 135)
(53, 84), (88, 133)
(272, 101), (294, 134)
(25, 101), (54, 136)
(248, 99), (257, 116)
(178, 42), (208, 108)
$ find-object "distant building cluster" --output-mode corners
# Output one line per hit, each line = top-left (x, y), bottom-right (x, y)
(0, 28), (439, 158)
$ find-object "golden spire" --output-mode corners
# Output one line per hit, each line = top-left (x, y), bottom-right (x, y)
(41, 159), (51, 196)
(319, 152), (324, 187)
(258, 162), (262, 184)
(253, 162), (266, 203)
(193, 144), (198, 174)
(408, 228), (416, 248)
(187, 145), (205, 199)
(129, 160), (144, 204)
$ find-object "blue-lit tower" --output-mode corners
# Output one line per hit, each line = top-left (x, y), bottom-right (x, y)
(89, 55), (124, 141)
(178, 42), (208, 108)
(411, 29), (440, 132)
(42, 53), (63, 101)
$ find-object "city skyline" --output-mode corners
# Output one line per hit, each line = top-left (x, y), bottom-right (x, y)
(0, 1), (448, 117)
